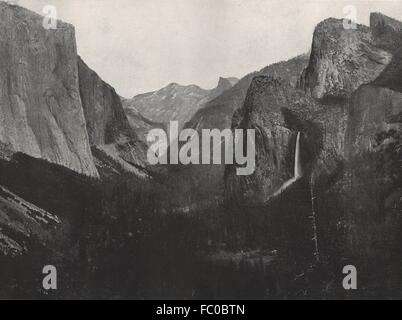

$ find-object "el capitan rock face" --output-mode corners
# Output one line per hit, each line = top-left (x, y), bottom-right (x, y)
(0, 2), (148, 178)
(299, 18), (392, 100)
(0, 2), (98, 177)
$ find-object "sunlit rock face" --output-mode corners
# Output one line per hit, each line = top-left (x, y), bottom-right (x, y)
(0, 3), (98, 177)
(299, 18), (392, 100)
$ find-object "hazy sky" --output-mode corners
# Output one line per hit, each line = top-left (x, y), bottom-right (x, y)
(16, 0), (402, 97)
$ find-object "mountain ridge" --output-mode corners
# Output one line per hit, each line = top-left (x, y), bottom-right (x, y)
(123, 77), (239, 132)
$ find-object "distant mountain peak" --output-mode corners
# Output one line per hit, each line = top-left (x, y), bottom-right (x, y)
(216, 77), (239, 92)
(166, 82), (180, 88)
(123, 76), (238, 133)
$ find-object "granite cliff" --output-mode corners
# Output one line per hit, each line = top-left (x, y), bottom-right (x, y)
(299, 18), (392, 100)
(78, 58), (147, 175)
(225, 14), (402, 207)
(0, 2), (98, 177)
(0, 2), (147, 179)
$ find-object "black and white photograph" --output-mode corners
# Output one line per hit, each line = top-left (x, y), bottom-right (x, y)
(0, 0), (401, 302)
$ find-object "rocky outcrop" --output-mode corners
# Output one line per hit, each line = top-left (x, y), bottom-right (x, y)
(0, 3), (98, 177)
(225, 77), (294, 204)
(346, 84), (402, 158)
(370, 12), (402, 53)
(210, 77), (239, 99)
(123, 103), (165, 145)
(0, 185), (60, 257)
(374, 48), (402, 93)
(78, 58), (147, 172)
(78, 58), (135, 146)
(345, 15), (402, 158)
(299, 18), (392, 100)
(224, 76), (324, 205)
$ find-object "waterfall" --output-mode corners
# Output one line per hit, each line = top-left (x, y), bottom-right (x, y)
(269, 131), (302, 199)
(294, 132), (302, 178)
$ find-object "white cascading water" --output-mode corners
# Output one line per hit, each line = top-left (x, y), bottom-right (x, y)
(270, 132), (302, 198)
(294, 132), (302, 178)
